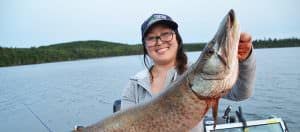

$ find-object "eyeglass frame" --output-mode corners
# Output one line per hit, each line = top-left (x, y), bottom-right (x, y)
(144, 31), (175, 47)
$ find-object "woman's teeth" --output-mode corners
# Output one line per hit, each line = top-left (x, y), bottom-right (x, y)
(156, 48), (168, 54)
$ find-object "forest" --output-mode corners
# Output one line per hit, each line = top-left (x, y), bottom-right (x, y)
(0, 38), (299, 67)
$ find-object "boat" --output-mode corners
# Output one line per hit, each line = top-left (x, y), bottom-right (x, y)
(203, 106), (289, 132)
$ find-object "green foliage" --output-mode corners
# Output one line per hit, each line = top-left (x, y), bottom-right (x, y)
(0, 38), (299, 67)
(0, 40), (142, 67)
(183, 42), (206, 51)
(252, 38), (300, 48)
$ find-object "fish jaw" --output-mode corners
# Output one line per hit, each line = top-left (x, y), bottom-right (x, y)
(189, 9), (240, 98)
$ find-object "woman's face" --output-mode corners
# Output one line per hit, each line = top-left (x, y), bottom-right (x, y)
(144, 25), (178, 65)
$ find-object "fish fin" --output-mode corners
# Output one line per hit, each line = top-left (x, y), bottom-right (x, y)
(212, 98), (220, 130)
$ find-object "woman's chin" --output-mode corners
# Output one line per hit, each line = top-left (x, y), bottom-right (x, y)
(154, 57), (175, 65)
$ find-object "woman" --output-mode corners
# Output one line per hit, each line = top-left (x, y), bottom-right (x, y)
(121, 13), (256, 131)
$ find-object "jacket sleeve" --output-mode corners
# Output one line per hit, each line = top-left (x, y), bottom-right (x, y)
(121, 79), (137, 110)
(223, 48), (256, 101)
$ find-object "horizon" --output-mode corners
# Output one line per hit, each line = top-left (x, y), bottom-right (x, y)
(1, 0), (300, 48)
(1, 37), (299, 48)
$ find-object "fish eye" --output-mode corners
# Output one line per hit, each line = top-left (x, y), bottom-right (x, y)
(208, 48), (215, 54)
(203, 48), (214, 59)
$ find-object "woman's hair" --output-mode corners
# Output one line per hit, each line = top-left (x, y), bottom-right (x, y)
(142, 24), (188, 82)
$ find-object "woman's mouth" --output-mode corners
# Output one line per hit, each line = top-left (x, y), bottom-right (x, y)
(156, 47), (169, 54)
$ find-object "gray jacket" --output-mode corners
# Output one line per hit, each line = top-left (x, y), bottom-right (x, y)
(121, 50), (256, 131)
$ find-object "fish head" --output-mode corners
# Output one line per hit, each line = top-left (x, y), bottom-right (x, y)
(191, 9), (240, 98)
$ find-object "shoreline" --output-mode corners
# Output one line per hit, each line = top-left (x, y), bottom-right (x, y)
(1, 46), (299, 68)
(1, 38), (299, 67)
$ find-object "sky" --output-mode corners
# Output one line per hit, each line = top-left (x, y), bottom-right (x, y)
(0, 0), (299, 48)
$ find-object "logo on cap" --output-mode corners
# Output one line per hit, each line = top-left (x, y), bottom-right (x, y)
(147, 14), (168, 27)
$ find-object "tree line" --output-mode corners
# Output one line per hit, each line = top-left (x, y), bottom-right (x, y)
(0, 38), (299, 67)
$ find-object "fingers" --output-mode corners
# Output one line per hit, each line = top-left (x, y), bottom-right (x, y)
(238, 42), (252, 61)
(240, 32), (252, 43)
(238, 49), (250, 61)
(238, 32), (253, 61)
(238, 46), (250, 60)
(238, 32), (252, 52)
(238, 41), (252, 51)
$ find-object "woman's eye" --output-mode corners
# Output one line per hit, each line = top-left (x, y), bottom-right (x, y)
(161, 32), (171, 37)
(146, 36), (156, 41)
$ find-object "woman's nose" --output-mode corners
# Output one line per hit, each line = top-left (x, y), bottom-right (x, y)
(156, 39), (163, 46)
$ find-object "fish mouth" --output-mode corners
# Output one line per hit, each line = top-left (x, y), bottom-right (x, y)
(228, 9), (235, 31)
(215, 9), (239, 68)
(199, 9), (239, 79)
(217, 9), (236, 68)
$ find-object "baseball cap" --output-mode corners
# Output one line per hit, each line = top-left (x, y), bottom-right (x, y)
(141, 13), (178, 41)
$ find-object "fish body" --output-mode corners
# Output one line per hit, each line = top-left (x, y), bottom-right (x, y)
(75, 9), (240, 132)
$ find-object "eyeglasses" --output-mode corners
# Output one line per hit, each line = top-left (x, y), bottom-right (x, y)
(145, 31), (175, 47)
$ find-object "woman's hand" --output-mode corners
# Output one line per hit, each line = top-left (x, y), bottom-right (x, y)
(238, 32), (253, 61)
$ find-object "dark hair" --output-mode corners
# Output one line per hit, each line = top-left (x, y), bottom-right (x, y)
(142, 26), (188, 82)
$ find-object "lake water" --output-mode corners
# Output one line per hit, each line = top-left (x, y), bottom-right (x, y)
(0, 47), (299, 132)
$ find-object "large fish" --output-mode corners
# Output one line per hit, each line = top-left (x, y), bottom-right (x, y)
(74, 9), (240, 132)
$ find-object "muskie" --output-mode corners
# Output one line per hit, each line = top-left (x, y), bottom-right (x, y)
(74, 9), (240, 132)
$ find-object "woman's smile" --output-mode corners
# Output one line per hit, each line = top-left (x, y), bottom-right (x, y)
(155, 46), (169, 54)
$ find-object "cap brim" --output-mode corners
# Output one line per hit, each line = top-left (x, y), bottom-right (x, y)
(143, 20), (178, 37)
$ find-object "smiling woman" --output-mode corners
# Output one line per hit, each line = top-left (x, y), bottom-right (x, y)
(144, 25), (181, 75)
(139, 14), (188, 95)
(119, 11), (257, 132)
(141, 14), (188, 79)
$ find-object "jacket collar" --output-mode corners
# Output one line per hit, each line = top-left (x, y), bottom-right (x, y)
(130, 67), (178, 96)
